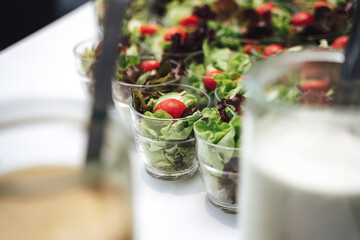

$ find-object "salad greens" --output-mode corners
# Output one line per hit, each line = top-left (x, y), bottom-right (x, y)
(214, 73), (247, 100)
(132, 88), (203, 174)
(194, 94), (243, 204)
(203, 40), (251, 74)
(186, 40), (252, 94)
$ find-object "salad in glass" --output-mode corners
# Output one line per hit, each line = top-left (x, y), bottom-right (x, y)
(129, 84), (210, 180)
(73, 38), (141, 94)
(144, 3), (217, 60)
(184, 40), (252, 105)
(194, 91), (244, 213)
(112, 54), (186, 124)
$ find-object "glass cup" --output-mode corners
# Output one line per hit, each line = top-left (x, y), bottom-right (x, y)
(73, 39), (99, 94)
(195, 132), (240, 213)
(239, 49), (360, 240)
(129, 84), (210, 181)
(74, 39), (147, 96)
(111, 56), (180, 126)
(0, 98), (133, 240)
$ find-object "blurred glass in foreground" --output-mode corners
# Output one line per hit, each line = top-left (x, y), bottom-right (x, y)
(240, 49), (360, 240)
(0, 98), (132, 240)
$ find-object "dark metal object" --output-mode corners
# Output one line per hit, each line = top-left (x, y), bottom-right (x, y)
(334, 1), (360, 106)
(86, 0), (129, 164)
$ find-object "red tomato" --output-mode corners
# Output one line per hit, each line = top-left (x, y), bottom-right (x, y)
(263, 44), (285, 57)
(140, 60), (161, 72)
(331, 35), (349, 49)
(204, 70), (223, 91)
(256, 2), (278, 16)
(301, 80), (329, 91)
(179, 15), (200, 28)
(140, 24), (161, 36)
(163, 26), (187, 41)
(314, 0), (331, 9)
(291, 11), (315, 26)
(154, 99), (187, 118)
(234, 77), (246, 82)
(95, 41), (103, 56)
(244, 43), (260, 55)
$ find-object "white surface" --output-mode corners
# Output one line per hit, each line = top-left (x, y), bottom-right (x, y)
(0, 3), (238, 240)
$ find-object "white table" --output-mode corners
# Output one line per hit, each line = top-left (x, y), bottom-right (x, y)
(0, 3), (239, 240)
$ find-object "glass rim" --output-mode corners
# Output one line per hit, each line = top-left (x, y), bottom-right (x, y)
(0, 97), (90, 127)
(250, 43), (340, 59)
(162, 49), (203, 57)
(112, 76), (179, 88)
(244, 49), (344, 108)
(111, 57), (180, 87)
(195, 131), (240, 151)
(129, 83), (210, 121)
(134, 131), (195, 144)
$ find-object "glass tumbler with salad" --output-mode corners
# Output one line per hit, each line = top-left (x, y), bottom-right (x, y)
(184, 41), (251, 106)
(129, 84), (210, 181)
(73, 38), (142, 95)
(112, 54), (186, 124)
(194, 73), (246, 213)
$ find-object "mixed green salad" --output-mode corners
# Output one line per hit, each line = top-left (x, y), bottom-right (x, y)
(131, 86), (206, 175)
(186, 40), (251, 100)
(78, 40), (139, 80)
(194, 93), (244, 205)
(145, 3), (217, 60)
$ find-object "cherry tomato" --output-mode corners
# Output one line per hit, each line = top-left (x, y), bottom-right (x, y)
(140, 60), (161, 72)
(163, 26), (187, 41)
(331, 35), (349, 49)
(95, 41), (103, 56)
(256, 2), (278, 16)
(234, 77), (246, 82)
(179, 15), (200, 28)
(154, 99), (187, 118)
(263, 44), (285, 57)
(140, 24), (161, 36)
(314, 0), (331, 9)
(204, 70), (223, 91)
(244, 43), (260, 55)
(291, 11), (315, 26)
(301, 80), (329, 91)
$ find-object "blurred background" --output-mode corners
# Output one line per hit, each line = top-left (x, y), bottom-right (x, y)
(0, 0), (89, 51)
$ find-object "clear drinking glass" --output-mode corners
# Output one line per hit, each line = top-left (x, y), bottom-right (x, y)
(240, 49), (360, 240)
(195, 132), (240, 213)
(0, 98), (133, 240)
(129, 84), (210, 180)
(73, 38), (101, 95)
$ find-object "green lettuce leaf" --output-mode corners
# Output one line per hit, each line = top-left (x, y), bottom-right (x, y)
(271, 7), (292, 38)
(226, 52), (252, 75)
(194, 108), (241, 171)
(214, 73), (246, 100)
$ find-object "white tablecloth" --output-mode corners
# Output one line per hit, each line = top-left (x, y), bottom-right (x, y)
(0, 3), (239, 240)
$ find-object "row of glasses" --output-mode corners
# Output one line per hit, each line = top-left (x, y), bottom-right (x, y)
(73, 0), (353, 217)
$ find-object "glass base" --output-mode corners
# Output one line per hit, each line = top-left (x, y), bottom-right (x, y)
(207, 195), (238, 214)
(144, 161), (198, 181)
